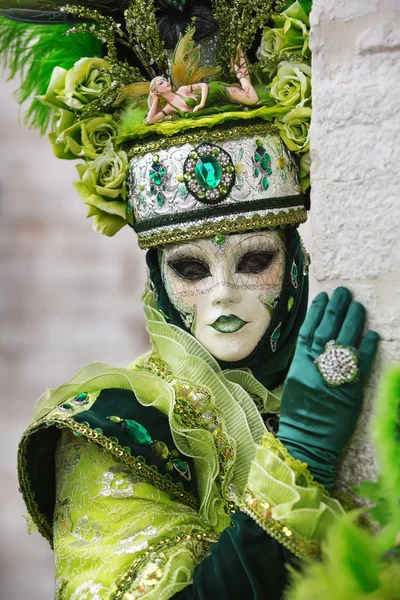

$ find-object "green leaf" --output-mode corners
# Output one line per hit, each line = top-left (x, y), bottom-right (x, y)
(298, 0), (313, 15)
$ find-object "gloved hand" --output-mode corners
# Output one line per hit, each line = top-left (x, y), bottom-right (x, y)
(277, 287), (379, 490)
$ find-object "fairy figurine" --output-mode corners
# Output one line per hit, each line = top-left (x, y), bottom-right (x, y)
(116, 29), (259, 124)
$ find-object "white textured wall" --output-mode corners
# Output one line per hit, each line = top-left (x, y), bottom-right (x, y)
(310, 0), (400, 488)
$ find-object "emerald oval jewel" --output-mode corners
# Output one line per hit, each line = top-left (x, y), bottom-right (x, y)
(256, 139), (263, 147)
(195, 155), (222, 190)
(267, 167), (273, 176)
(150, 185), (156, 195)
(272, 325), (281, 341)
(123, 419), (153, 445)
(157, 192), (163, 205)
(287, 296), (294, 311)
(152, 440), (170, 461)
(61, 403), (72, 410)
(153, 173), (162, 185)
(173, 459), (188, 474)
(260, 158), (269, 170)
(291, 261), (298, 280)
(254, 167), (259, 177)
(262, 177), (269, 190)
(74, 392), (87, 403)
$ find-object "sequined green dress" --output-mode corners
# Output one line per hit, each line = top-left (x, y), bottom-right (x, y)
(18, 293), (344, 600)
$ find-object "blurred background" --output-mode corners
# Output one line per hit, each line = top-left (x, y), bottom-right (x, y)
(0, 76), (316, 599)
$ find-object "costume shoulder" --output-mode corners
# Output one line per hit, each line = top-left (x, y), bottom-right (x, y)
(18, 363), (198, 545)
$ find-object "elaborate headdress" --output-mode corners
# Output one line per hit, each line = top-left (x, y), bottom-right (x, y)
(0, 0), (312, 246)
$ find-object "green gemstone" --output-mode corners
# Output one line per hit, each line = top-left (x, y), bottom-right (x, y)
(123, 419), (152, 446)
(260, 158), (269, 170)
(214, 233), (226, 245)
(189, 151), (198, 159)
(271, 325), (281, 341)
(225, 165), (234, 173)
(287, 296), (294, 312)
(93, 428), (103, 435)
(219, 186), (228, 195)
(61, 403), (72, 410)
(173, 459), (188, 474)
(256, 139), (263, 147)
(75, 392), (88, 403)
(267, 167), (273, 175)
(254, 167), (259, 177)
(153, 173), (162, 185)
(170, 449), (179, 459)
(195, 155), (222, 190)
(265, 153), (271, 161)
(262, 177), (269, 190)
(157, 192), (163, 205)
(211, 147), (220, 156)
(254, 154), (261, 163)
(107, 415), (123, 424)
(152, 154), (159, 162)
(291, 261), (298, 280)
(152, 440), (170, 461)
(150, 185), (156, 195)
(127, 202), (131, 213)
(198, 191), (206, 199)
(166, 461), (174, 472)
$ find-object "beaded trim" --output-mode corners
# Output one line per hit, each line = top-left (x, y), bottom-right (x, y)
(135, 356), (236, 486)
(18, 406), (199, 545)
(137, 208), (307, 248)
(240, 490), (320, 560)
(111, 530), (219, 599)
(127, 123), (278, 159)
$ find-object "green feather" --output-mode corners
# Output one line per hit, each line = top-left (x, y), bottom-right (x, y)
(373, 366), (400, 552)
(0, 16), (103, 133)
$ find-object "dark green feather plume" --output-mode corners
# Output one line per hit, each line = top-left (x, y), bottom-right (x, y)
(0, 15), (103, 133)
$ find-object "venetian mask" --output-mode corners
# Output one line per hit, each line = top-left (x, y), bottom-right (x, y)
(161, 231), (286, 362)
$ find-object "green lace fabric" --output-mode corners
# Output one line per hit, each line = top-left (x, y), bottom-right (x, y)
(54, 429), (218, 600)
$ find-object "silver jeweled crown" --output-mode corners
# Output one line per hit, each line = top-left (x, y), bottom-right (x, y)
(129, 126), (307, 248)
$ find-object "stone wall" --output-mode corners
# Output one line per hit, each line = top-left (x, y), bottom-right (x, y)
(310, 0), (400, 488)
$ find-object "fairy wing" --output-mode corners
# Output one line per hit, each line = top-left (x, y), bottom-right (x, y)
(171, 27), (220, 89)
(115, 81), (150, 106)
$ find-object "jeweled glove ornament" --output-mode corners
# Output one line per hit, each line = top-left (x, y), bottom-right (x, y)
(277, 287), (379, 490)
(314, 340), (359, 386)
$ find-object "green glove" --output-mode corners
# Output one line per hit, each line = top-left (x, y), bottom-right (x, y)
(277, 287), (379, 490)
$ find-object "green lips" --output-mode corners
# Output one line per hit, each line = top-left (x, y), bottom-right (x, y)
(210, 314), (249, 333)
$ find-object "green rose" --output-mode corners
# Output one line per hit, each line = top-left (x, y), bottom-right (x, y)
(256, 27), (287, 61)
(51, 115), (118, 160)
(74, 149), (131, 236)
(57, 57), (111, 110)
(38, 66), (69, 111)
(273, 1), (310, 56)
(270, 62), (311, 108)
(276, 107), (311, 153)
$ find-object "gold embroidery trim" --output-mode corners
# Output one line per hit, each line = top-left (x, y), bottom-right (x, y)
(240, 489), (320, 560)
(137, 209), (307, 249)
(111, 530), (219, 599)
(128, 123), (278, 159)
(18, 409), (199, 545)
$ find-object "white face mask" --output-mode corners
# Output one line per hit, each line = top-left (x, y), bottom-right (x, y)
(161, 231), (286, 362)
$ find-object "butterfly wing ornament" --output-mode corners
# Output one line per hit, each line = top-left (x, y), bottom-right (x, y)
(115, 81), (150, 106)
(171, 27), (220, 88)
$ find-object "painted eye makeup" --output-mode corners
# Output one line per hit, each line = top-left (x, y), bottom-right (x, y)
(236, 251), (276, 274)
(169, 258), (211, 280)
